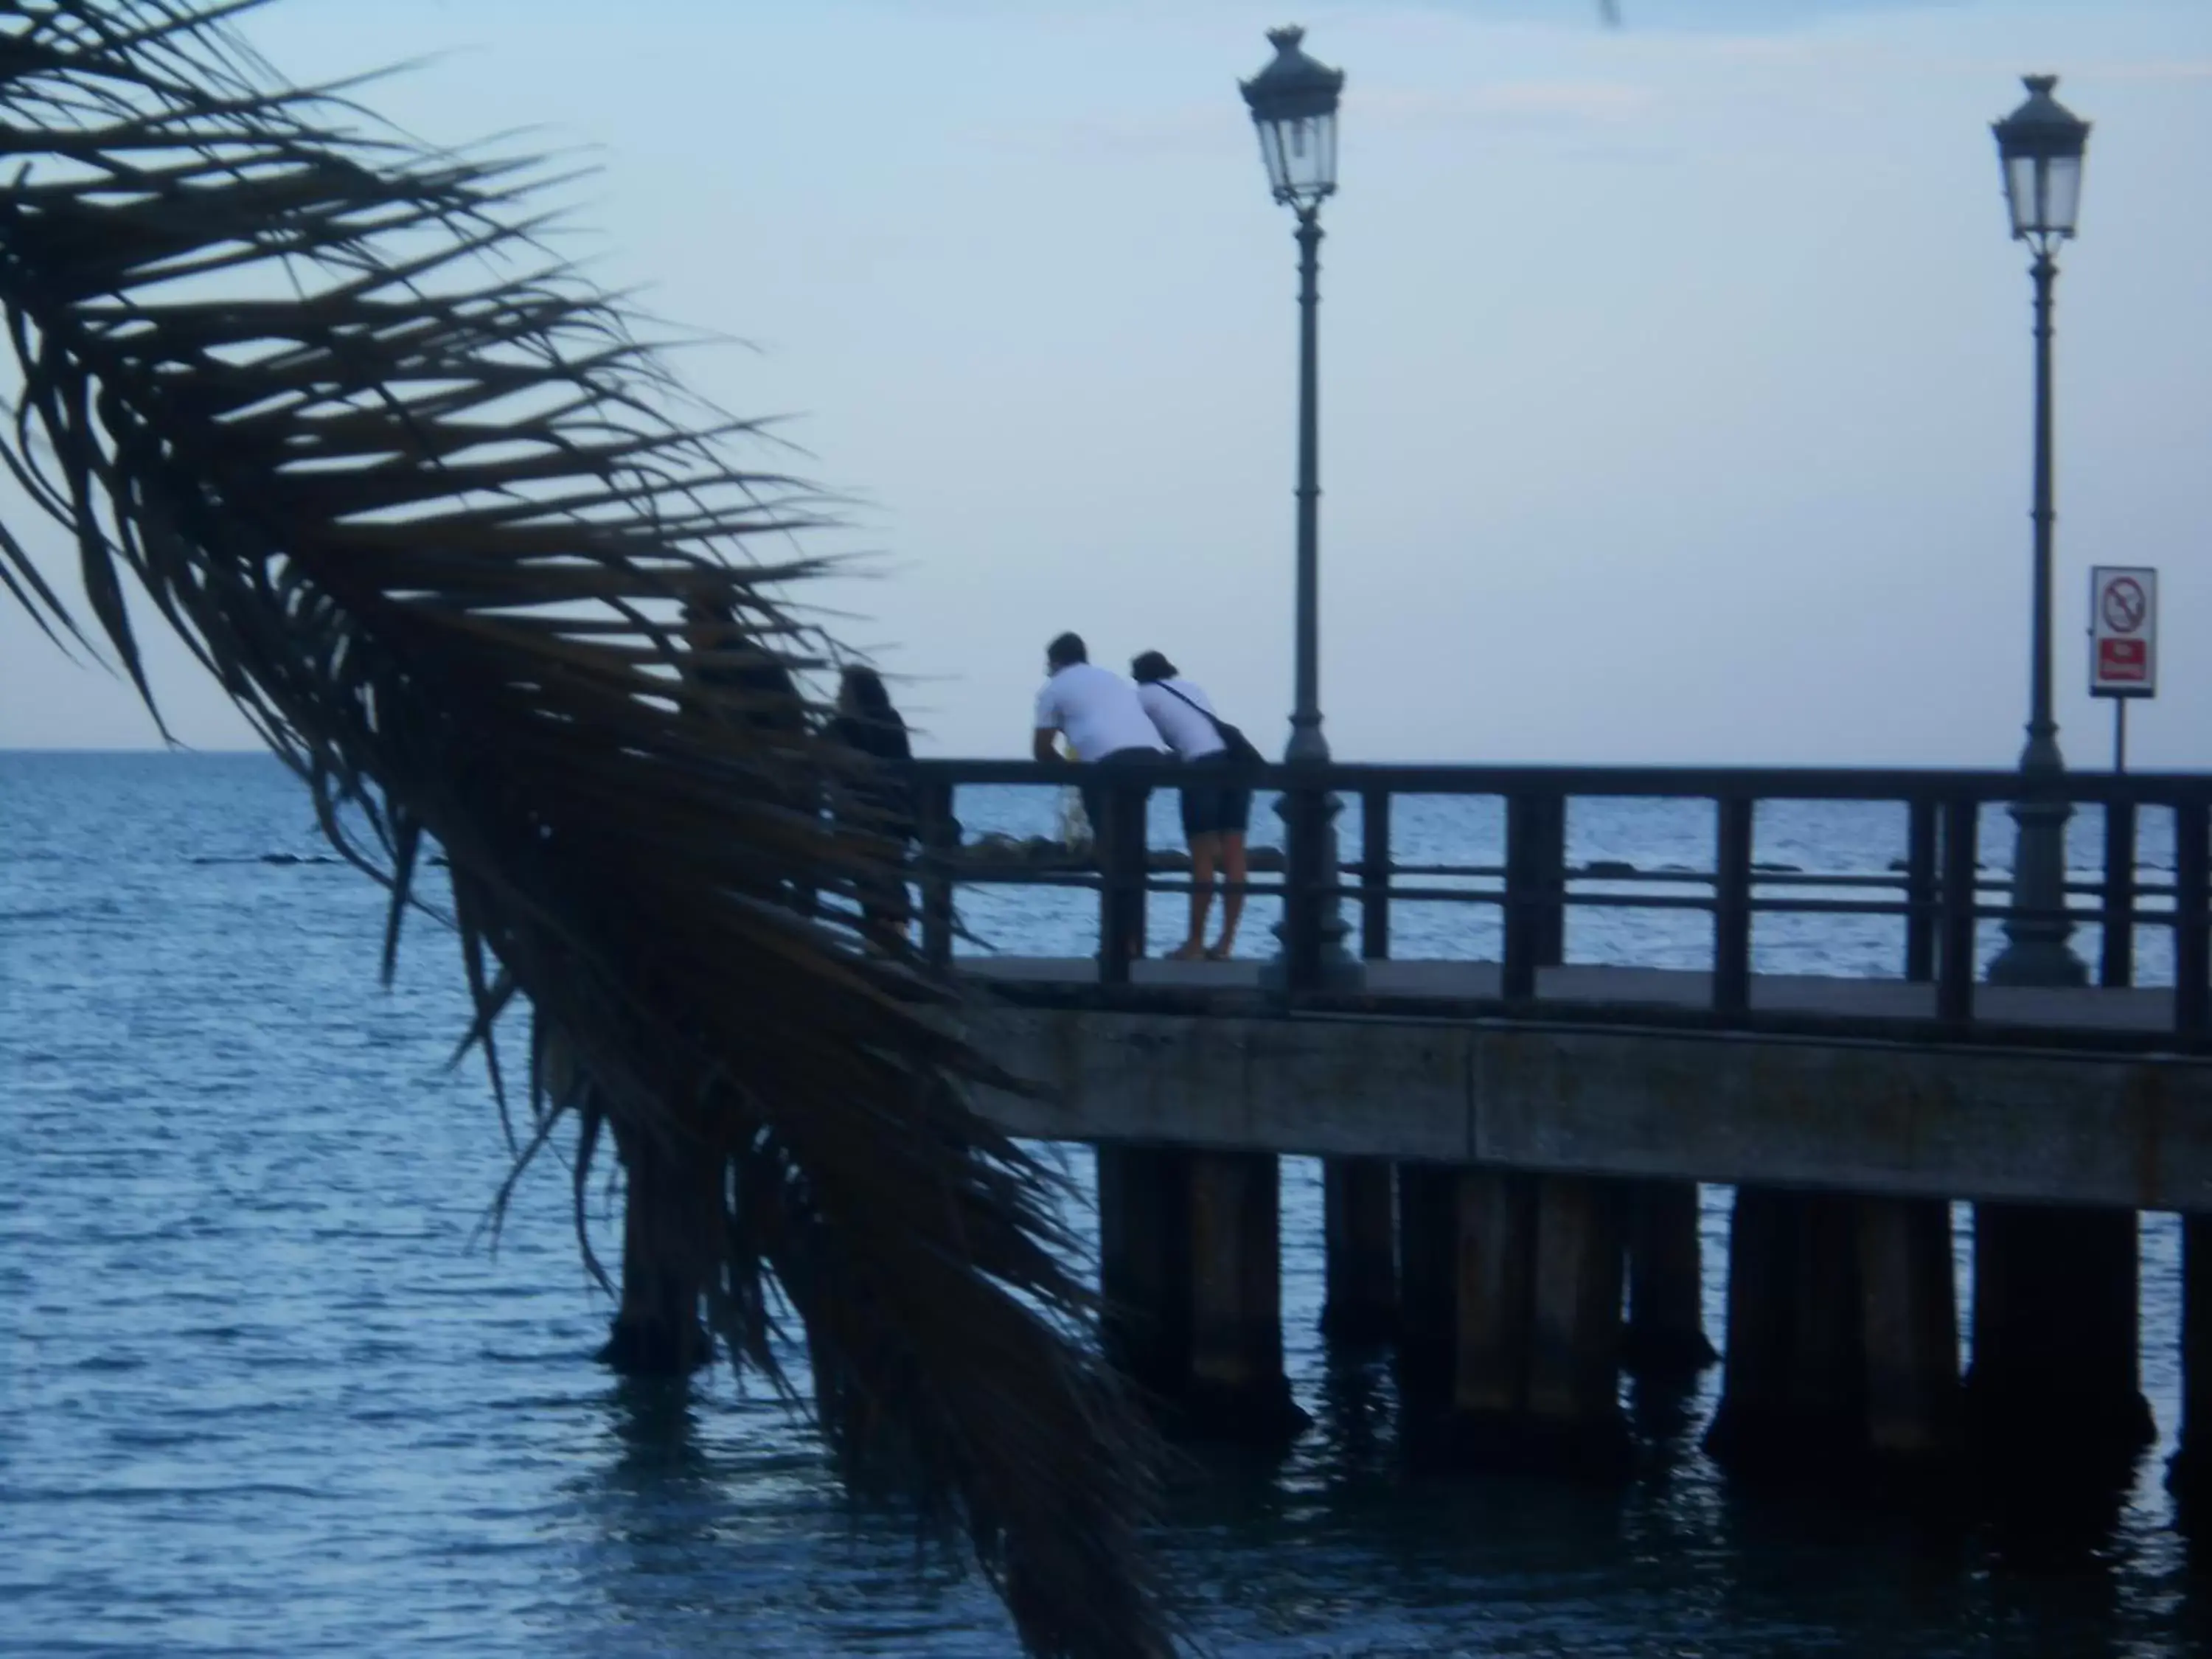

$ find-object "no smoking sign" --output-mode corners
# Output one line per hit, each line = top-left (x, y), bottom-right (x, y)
(2090, 566), (2157, 698)
(2102, 577), (2146, 636)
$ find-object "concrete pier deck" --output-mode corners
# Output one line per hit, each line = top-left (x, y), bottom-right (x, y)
(959, 960), (2212, 1214)
(961, 956), (2180, 1034)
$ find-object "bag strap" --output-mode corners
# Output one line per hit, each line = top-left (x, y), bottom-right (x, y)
(1155, 680), (1234, 743)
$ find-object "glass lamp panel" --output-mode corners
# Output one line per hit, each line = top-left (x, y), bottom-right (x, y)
(2042, 153), (2082, 236)
(1272, 111), (1337, 204)
(1255, 119), (1290, 200)
(2002, 153), (2039, 237)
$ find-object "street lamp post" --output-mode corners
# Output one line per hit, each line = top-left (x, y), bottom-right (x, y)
(1987, 74), (2092, 987)
(1241, 24), (1355, 988)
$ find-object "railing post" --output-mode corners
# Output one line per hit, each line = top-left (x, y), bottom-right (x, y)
(1530, 791), (1566, 967)
(917, 777), (956, 972)
(1279, 779), (1320, 991)
(1904, 797), (1938, 983)
(1502, 792), (1559, 1001)
(2176, 799), (2209, 1042)
(1937, 796), (1979, 1024)
(1713, 796), (1753, 1017)
(1099, 780), (1146, 985)
(2101, 798), (2138, 990)
(1360, 787), (1391, 961)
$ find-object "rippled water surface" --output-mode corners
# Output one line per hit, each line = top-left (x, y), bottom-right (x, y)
(4, 752), (2206, 1656)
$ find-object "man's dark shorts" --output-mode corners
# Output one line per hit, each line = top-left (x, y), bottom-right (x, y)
(1179, 751), (1251, 840)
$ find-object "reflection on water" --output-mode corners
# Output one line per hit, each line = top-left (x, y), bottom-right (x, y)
(4, 751), (2208, 1655)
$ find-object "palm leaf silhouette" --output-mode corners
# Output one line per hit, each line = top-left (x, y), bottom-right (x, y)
(0, 4), (1167, 1654)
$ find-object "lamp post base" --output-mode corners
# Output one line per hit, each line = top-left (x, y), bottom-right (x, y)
(1987, 793), (2087, 988)
(1256, 953), (1363, 994)
(1262, 785), (1361, 992)
(1986, 939), (2089, 987)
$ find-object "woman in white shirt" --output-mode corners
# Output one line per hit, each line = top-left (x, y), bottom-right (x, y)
(1131, 650), (1252, 961)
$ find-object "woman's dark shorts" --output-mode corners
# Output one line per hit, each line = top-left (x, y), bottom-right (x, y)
(1180, 751), (1251, 839)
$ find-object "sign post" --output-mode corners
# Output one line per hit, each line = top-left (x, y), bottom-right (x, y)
(2088, 566), (2157, 772)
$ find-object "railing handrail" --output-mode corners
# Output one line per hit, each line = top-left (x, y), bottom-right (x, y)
(900, 754), (2212, 1049)
(908, 756), (2212, 806)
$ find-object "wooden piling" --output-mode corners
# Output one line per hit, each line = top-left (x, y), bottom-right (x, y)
(2170, 1214), (2212, 1514)
(1966, 1202), (2152, 1467)
(1857, 1196), (1959, 1464)
(1444, 1170), (1628, 1475)
(1397, 1161), (1459, 1399)
(1705, 1186), (1793, 1463)
(1789, 1189), (1865, 1436)
(1096, 1144), (1192, 1403)
(1622, 1179), (1716, 1379)
(1451, 1168), (1534, 1420)
(1525, 1175), (1630, 1469)
(1710, 1186), (1960, 1478)
(1321, 1157), (1397, 1344)
(598, 1129), (717, 1375)
(1706, 1187), (1862, 1472)
(1184, 1150), (1308, 1442)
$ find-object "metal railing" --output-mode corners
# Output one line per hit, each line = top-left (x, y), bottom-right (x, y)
(905, 759), (2212, 1050)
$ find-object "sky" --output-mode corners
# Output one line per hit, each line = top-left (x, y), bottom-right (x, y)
(1, 0), (2208, 765)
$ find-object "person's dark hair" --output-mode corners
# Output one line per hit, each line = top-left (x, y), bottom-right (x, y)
(1046, 631), (1086, 670)
(1130, 650), (1175, 684)
(681, 597), (735, 629)
(839, 664), (900, 723)
(681, 597), (801, 720)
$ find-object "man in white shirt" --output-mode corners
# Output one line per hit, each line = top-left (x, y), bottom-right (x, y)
(1032, 633), (1165, 955)
(1032, 633), (1166, 766)
(1132, 650), (1252, 961)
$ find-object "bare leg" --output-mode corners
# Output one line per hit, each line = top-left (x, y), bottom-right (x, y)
(1173, 833), (1220, 959)
(1211, 833), (1248, 958)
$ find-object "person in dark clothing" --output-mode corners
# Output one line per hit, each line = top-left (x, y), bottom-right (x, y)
(829, 664), (916, 947)
(682, 599), (804, 738)
(682, 598), (813, 914)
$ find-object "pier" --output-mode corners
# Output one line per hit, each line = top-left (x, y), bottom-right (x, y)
(912, 759), (2212, 1493)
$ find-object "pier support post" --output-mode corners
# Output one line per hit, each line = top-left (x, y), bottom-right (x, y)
(1706, 1187), (1863, 1470)
(1397, 1162), (1459, 1399)
(1966, 1202), (2152, 1467)
(1525, 1175), (1630, 1470)
(1622, 1180), (1716, 1379)
(1447, 1170), (1628, 1475)
(1857, 1196), (1961, 1464)
(1096, 1144), (1192, 1403)
(1710, 1186), (1960, 1477)
(1186, 1150), (1308, 1442)
(599, 1130), (717, 1376)
(2171, 1215), (2212, 1514)
(1706, 1186), (1801, 1464)
(1451, 1168), (1534, 1425)
(1321, 1158), (1397, 1343)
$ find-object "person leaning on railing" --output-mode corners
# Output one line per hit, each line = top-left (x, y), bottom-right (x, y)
(1032, 631), (1164, 958)
(1131, 650), (1256, 961)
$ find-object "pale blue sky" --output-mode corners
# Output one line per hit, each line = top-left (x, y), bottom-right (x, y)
(2, 0), (2208, 764)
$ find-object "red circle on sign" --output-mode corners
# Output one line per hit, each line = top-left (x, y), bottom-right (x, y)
(2103, 577), (2146, 635)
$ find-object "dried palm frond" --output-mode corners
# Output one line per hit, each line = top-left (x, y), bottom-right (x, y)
(0, 3), (1168, 1654)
